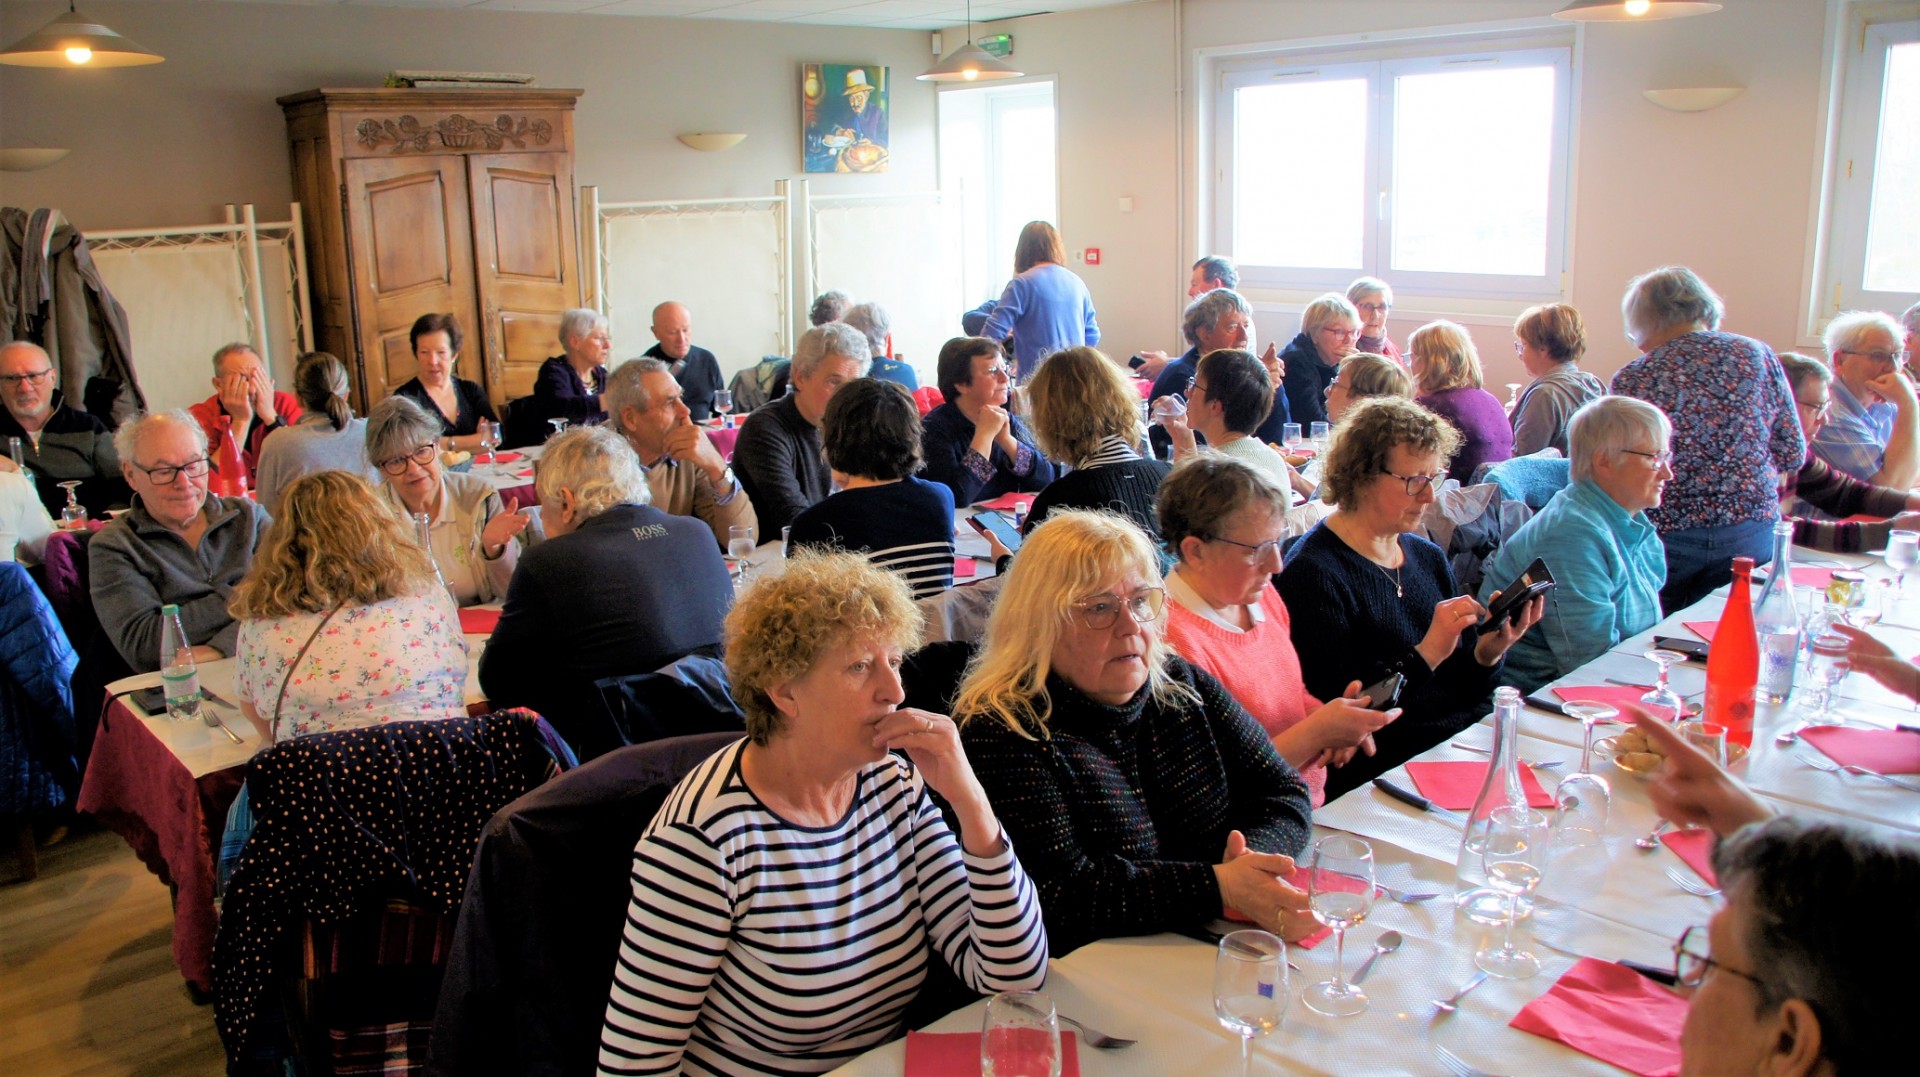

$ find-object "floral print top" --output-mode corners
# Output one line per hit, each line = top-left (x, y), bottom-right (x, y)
(1609, 330), (1804, 533)
(235, 588), (469, 743)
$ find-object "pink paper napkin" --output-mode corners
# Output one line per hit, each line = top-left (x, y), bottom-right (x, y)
(974, 493), (1033, 513)
(1682, 620), (1717, 642)
(514, 468), (535, 478)
(1404, 760), (1553, 810)
(1552, 685), (1649, 711)
(1659, 828), (1718, 886)
(488, 451), (524, 463)
(904, 1030), (1081, 1075)
(954, 557), (977, 579)
(458, 607), (502, 635)
(1510, 958), (1687, 1077)
(1801, 725), (1920, 774)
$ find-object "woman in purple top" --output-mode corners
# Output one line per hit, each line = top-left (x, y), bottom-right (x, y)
(1410, 320), (1513, 485)
(982, 221), (1101, 381)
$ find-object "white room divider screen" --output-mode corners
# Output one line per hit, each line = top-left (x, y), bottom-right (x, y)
(804, 187), (965, 383)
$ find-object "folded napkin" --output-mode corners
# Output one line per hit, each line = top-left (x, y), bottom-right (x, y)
(955, 557), (977, 579)
(904, 1030), (1081, 1076)
(1659, 828), (1718, 886)
(514, 468), (535, 478)
(488, 451), (523, 463)
(974, 492), (1033, 513)
(1404, 760), (1553, 811)
(1682, 620), (1717, 643)
(1283, 867), (1371, 949)
(1801, 725), (1920, 774)
(1509, 957), (1686, 1077)
(458, 607), (503, 635)
(1552, 685), (1649, 711)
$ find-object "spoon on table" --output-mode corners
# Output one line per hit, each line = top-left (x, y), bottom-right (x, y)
(1350, 929), (1403, 984)
(1634, 819), (1673, 850)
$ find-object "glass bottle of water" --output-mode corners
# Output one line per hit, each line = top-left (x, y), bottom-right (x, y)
(1455, 687), (1530, 924)
(1753, 521), (1801, 704)
(159, 603), (202, 722)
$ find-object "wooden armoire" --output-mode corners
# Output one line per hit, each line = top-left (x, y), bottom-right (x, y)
(279, 87), (584, 410)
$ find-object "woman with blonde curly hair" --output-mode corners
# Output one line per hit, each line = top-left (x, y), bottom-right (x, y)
(955, 509), (1315, 956)
(229, 469), (466, 744)
(1409, 319), (1513, 483)
(599, 552), (1046, 1076)
(1023, 345), (1171, 538)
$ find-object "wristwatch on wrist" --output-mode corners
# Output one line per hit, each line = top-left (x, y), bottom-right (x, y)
(714, 466), (740, 503)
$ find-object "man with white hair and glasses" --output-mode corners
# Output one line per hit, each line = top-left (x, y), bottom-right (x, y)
(1808, 309), (1918, 488)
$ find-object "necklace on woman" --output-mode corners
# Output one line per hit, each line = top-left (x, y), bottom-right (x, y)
(1372, 559), (1404, 599)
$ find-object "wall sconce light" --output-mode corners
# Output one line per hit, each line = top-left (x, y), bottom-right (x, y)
(0, 148), (72, 171)
(677, 133), (747, 152)
(1643, 87), (1744, 111)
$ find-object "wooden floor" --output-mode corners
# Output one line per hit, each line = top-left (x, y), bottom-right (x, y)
(0, 824), (226, 1075)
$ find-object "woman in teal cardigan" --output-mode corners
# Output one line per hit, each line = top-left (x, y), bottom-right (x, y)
(1477, 396), (1671, 693)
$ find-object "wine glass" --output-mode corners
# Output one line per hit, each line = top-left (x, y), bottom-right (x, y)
(55, 480), (87, 530)
(1476, 805), (1550, 979)
(546, 417), (569, 441)
(1309, 421), (1331, 452)
(713, 389), (735, 429)
(980, 990), (1061, 1077)
(1282, 422), (1304, 453)
(1214, 930), (1287, 1077)
(1805, 633), (1852, 721)
(1302, 835), (1374, 1017)
(1887, 529), (1919, 597)
(1640, 648), (1686, 722)
(1555, 702), (1616, 845)
(1845, 579), (1889, 627)
(479, 420), (501, 464)
(728, 524), (757, 584)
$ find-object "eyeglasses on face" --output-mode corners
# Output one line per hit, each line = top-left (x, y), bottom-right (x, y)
(1673, 925), (1766, 990)
(1383, 468), (1446, 496)
(1321, 325), (1359, 340)
(1071, 587), (1166, 630)
(976, 364), (1012, 382)
(1621, 448), (1675, 468)
(377, 443), (438, 476)
(133, 457), (211, 486)
(1841, 349), (1907, 366)
(1796, 398), (1832, 420)
(1207, 533), (1285, 562)
(1356, 302), (1390, 314)
(1, 368), (54, 387)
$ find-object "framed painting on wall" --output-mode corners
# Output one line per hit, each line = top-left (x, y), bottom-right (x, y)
(802, 63), (890, 173)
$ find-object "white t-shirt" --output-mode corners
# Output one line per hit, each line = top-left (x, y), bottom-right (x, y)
(0, 471), (53, 565)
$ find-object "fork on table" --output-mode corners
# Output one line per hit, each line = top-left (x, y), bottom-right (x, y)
(1433, 1042), (1511, 1077)
(1665, 867), (1722, 898)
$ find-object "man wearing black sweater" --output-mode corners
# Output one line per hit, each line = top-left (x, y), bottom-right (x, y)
(640, 301), (725, 421)
(731, 322), (871, 539)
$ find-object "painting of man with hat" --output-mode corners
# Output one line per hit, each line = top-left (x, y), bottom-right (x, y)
(802, 63), (890, 173)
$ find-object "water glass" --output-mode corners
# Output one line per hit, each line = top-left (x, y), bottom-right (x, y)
(728, 524), (757, 582)
(1844, 579), (1889, 627)
(1888, 529), (1919, 596)
(1554, 702), (1615, 845)
(480, 420), (501, 463)
(1214, 930), (1287, 1077)
(981, 991), (1061, 1077)
(1477, 806), (1550, 979)
(1302, 835), (1374, 1017)
(1677, 719), (1728, 766)
(1805, 633), (1852, 719)
(1309, 421), (1330, 451)
(713, 388), (736, 428)
(56, 479), (88, 531)
(1282, 422), (1303, 452)
(780, 524), (792, 559)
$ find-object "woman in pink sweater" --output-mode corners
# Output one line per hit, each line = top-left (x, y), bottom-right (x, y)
(1155, 456), (1399, 804)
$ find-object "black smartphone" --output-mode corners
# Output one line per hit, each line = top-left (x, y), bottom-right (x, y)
(1358, 672), (1404, 709)
(1128, 354), (1148, 370)
(1485, 558), (1556, 625)
(133, 685), (167, 713)
(1652, 635), (1711, 662)
(966, 510), (1023, 552)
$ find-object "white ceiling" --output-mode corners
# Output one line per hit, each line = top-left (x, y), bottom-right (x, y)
(184, 0), (1143, 31)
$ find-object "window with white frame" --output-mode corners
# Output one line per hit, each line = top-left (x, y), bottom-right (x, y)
(938, 80), (1058, 305)
(1825, 14), (1919, 314)
(1212, 33), (1573, 301)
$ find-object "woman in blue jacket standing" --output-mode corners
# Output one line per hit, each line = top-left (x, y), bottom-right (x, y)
(982, 221), (1100, 381)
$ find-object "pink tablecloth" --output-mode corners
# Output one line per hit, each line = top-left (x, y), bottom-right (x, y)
(76, 696), (245, 992)
(702, 417), (743, 460)
(1133, 377), (1153, 399)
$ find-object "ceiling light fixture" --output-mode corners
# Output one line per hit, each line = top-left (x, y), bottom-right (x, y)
(0, 3), (164, 68)
(919, 0), (1023, 82)
(1553, 0), (1723, 21)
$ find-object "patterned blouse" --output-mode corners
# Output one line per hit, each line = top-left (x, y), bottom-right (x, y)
(1609, 330), (1804, 532)
(235, 589), (469, 742)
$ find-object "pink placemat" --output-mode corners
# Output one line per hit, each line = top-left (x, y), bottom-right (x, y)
(1659, 828), (1718, 886)
(1682, 620), (1717, 642)
(904, 1030), (1081, 1075)
(974, 492), (1034, 512)
(954, 557), (976, 579)
(1552, 685), (1649, 711)
(1801, 725), (1920, 774)
(1404, 760), (1553, 810)
(458, 607), (502, 635)
(1509, 958), (1686, 1077)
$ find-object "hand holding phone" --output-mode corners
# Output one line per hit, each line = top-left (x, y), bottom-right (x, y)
(1486, 558), (1556, 626)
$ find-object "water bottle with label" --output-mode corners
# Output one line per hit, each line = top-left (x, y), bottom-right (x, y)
(1753, 521), (1801, 705)
(159, 603), (202, 722)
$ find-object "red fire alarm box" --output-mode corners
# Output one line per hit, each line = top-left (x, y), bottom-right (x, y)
(1085, 247), (1101, 265)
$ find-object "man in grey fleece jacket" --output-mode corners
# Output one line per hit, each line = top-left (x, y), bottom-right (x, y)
(89, 411), (270, 672)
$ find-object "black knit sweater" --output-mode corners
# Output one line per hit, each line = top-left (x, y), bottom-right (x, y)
(960, 657), (1313, 956)
(1024, 457), (1173, 538)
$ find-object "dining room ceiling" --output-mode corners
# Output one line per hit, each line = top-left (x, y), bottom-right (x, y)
(193, 0), (1142, 32)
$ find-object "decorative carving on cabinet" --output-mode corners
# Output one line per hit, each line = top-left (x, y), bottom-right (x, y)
(355, 114), (555, 154)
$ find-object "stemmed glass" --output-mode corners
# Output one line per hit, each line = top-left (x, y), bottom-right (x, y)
(980, 990), (1061, 1077)
(728, 524), (757, 584)
(1555, 702), (1616, 845)
(479, 420), (501, 464)
(1214, 929), (1287, 1077)
(1805, 633), (1852, 721)
(1844, 579), (1889, 627)
(1301, 835), (1374, 1017)
(1886, 529), (1919, 598)
(1640, 648), (1686, 722)
(713, 389), (735, 429)
(56, 480), (87, 530)
(1309, 421), (1330, 452)
(546, 417), (569, 441)
(1476, 806), (1551, 979)
(1282, 422), (1304, 453)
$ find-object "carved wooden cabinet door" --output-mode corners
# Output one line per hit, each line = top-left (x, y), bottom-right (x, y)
(342, 153), (479, 403)
(467, 151), (579, 402)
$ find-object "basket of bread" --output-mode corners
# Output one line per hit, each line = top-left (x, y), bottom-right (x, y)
(1594, 729), (1664, 778)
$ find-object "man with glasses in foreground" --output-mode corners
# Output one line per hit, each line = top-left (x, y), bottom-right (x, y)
(89, 410), (269, 672)
(1808, 309), (1918, 488)
(0, 340), (128, 517)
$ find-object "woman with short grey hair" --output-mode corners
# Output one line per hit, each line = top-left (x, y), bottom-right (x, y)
(844, 301), (918, 389)
(1280, 292), (1362, 427)
(809, 289), (853, 326)
(364, 395), (527, 606)
(1346, 277), (1400, 362)
(1478, 395), (1671, 693)
(1610, 266), (1803, 612)
(530, 306), (610, 427)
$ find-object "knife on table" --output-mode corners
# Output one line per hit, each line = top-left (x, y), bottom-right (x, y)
(1372, 778), (1467, 825)
(1524, 694), (1568, 717)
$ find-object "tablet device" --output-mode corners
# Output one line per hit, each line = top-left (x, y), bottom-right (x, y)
(966, 510), (1023, 552)
(1485, 558), (1555, 625)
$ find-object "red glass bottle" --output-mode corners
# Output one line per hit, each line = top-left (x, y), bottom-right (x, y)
(1704, 556), (1760, 747)
(208, 414), (248, 498)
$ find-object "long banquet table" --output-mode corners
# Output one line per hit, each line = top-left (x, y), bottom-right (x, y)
(832, 541), (1920, 1075)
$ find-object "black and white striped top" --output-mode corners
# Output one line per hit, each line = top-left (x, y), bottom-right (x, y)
(596, 740), (1048, 1076)
(786, 477), (958, 599)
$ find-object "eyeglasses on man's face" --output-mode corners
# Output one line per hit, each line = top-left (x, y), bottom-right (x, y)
(1841, 348), (1907, 367)
(1383, 468), (1447, 496)
(0, 367), (53, 387)
(133, 457), (211, 486)
(1673, 925), (1766, 990)
(1071, 587), (1166, 631)
(377, 443), (438, 476)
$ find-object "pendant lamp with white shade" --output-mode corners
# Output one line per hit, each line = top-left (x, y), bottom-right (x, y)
(0, 3), (164, 68)
(920, 0), (1023, 82)
(1553, 0), (1723, 21)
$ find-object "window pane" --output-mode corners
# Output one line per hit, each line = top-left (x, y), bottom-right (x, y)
(1391, 65), (1556, 276)
(1863, 41), (1920, 293)
(1234, 78), (1368, 269)
(994, 100), (1057, 263)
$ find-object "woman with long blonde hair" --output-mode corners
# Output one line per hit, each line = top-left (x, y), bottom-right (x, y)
(955, 509), (1314, 955)
(229, 469), (466, 744)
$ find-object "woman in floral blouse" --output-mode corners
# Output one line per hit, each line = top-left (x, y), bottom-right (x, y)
(1609, 266), (1804, 613)
(230, 470), (467, 743)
